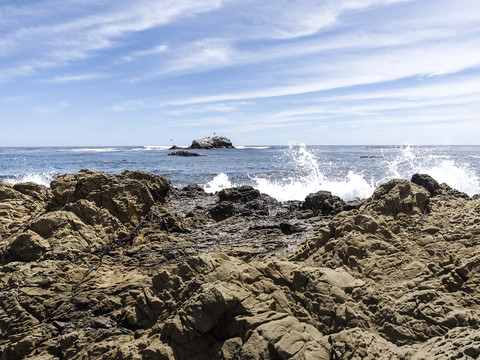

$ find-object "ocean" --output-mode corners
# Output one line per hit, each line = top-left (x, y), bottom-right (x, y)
(1, 144), (479, 201)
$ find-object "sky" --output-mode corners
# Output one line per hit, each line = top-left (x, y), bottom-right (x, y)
(1, 0), (480, 146)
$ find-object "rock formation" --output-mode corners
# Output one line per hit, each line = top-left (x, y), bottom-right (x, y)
(1, 171), (479, 359)
(189, 136), (234, 149)
(168, 151), (205, 157)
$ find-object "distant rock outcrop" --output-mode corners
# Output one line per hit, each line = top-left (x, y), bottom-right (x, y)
(189, 136), (234, 149)
(168, 151), (204, 157)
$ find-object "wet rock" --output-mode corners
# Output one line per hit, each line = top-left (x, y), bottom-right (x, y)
(168, 151), (205, 157)
(412, 173), (469, 199)
(209, 201), (236, 221)
(302, 190), (346, 215)
(411, 173), (442, 196)
(218, 186), (261, 203)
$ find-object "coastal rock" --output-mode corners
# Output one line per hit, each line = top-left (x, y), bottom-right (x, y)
(0, 182), (50, 247)
(363, 178), (430, 217)
(218, 185), (261, 203)
(189, 136), (234, 149)
(302, 190), (346, 215)
(1, 174), (479, 359)
(411, 173), (469, 198)
(49, 169), (170, 225)
(293, 178), (480, 348)
(168, 151), (205, 157)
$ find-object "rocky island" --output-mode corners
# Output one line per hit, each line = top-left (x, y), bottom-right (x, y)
(170, 136), (235, 151)
(1, 170), (479, 359)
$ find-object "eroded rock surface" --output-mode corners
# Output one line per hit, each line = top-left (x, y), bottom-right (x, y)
(1, 171), (479, 359)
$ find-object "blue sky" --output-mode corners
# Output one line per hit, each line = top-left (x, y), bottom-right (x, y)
(1, 0), (480, 146)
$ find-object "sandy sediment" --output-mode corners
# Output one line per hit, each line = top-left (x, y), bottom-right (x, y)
(0, 169), (479, 359)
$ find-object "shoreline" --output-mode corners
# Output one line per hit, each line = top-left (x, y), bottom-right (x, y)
(1, 169), (479, 359)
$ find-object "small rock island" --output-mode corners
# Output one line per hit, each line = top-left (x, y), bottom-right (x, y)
(189, 136), (234, 149)
(170, 136), (234, 150)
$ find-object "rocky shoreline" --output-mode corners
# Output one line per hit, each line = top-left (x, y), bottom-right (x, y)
(1, 170), (479, 359)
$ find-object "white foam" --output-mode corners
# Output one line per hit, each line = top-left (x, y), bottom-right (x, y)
(203, 144), (376, 202)
(252, 170), (374, 202)
(68, 147), (120, 152)
(235, 146), (270, 150)
(4, 172), (54, 187)
(381, 146), (480, 196)
(203, 173), (233, 193)
(139, 145), (174, 151)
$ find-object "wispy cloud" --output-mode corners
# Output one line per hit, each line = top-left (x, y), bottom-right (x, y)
(150, 38), (235, 76)
(116, 44), (167, 63)
(165, 102), (250, 116)
(0, 1), (223, 80)
(40, 73), (109, 83)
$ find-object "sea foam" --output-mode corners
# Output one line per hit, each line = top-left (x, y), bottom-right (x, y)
(203, 144), (376, 202)
(4, 172), (54, 188)
(203, 144), (479, 201)
(382, 145), (480, 197)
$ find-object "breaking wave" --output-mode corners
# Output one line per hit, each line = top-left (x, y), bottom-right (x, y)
(203, 144), (479, 201)
(3, 172), (54, 188)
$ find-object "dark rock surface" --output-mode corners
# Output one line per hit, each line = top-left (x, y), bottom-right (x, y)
(302, 190), (346, 215)
(168, 151), (205, 157)
(1, 171), (480, 359)
(412, 173), (469, 198)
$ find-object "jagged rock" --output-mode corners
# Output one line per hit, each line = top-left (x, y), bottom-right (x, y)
(364, 179), (430, 217)
(189, 136), (234, 149)
(292, 177), (480, 349)
(12, 182), (50, 202)
(218, 186), (261, 203)
(49, 169), (170, 225)
(0, 182), (50, 247)
(7, 230), (50, 262)
(181, 184), (206, 197)
(411, 173), (443, 196)
(1, 174), (480, 359)
(302, 190), (346, 215)
(209, 201), (237, 221)
(412, 173), (469, 199)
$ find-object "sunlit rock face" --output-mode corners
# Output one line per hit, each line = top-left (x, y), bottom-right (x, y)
(189, 136), (235, 149)
(1, 171), (479, 360)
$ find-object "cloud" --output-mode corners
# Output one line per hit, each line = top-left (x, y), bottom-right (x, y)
(120, 0), (480, 85)
(116, 44), (167, 63)
(40, 73), (109, 83)
(153, 38), (235, 76)
(0, 1), (223, 80)
(210, 0), (414, 41)
(165, 102), (250, 115)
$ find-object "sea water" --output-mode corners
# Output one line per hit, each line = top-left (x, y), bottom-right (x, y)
(0, 145), (479, 201)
